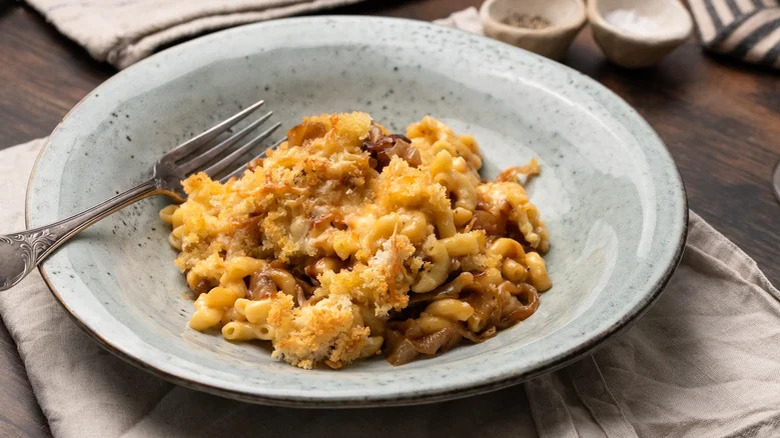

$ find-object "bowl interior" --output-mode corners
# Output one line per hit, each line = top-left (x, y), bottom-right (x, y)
(486, 0), (584, 28)
(27, 17), (685, 405)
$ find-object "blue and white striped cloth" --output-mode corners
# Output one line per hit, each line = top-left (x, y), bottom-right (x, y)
(687, 0), (780, 68)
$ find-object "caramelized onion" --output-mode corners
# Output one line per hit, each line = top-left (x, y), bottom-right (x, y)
(304, 257), (344, 281)
(268, 260), (286, 270)
(408, 326), (461, 355)
(367, 124), (384, 144)
(386, 284), (516, 365)
(386, 326), (463, 365)
(311, 213), (334, 232)
(381, 138), (422, 168)
(248, 273), (277, 300)
(470, 210), (506, 235)
(362, 124), (421, 169)
(287, 122), (327, 147)
(295, 282), (307, 307)
(193, 278), (217, 295)
(409, 272), (474, 305)
(389, 133), (412, 144)
(465, 288), (499, 333)
(454, 324), (496, 344)
(385, 329), (418, 366)
(496, 281), (539, 328)
(387, 338), (419, 366)
(494, 159), (539, 182)
(389, 318), (425, 340)
(362, 125), (393, 153)
(296, 278), (315, 300)
(247, 157), (264, 171)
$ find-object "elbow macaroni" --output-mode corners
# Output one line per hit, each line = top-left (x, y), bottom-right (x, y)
(425, 299), (475, 322)
(222, 321), (274, 341)
(162, 112), (551, 370)
(412, 239), (451, 293)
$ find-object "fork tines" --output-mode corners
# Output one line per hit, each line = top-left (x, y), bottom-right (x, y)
(166, 99), (284, 182)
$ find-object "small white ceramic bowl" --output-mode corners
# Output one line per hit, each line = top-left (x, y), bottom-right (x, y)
(480, 0), (587, 60)
(588, 0), (693, 68)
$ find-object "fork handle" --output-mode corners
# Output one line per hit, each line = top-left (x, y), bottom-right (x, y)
(0, 179), (160, 291)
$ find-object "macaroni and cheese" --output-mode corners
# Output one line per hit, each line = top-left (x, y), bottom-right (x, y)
(161, 112), (550, 369)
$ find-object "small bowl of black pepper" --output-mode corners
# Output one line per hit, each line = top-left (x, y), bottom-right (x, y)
(480, 0), (587, 60)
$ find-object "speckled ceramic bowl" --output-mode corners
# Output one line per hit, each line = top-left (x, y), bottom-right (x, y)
(26, 16), (687, 407)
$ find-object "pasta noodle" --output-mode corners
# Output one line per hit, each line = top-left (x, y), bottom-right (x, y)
(163, 112), (551, 369)
(424, 299), (475, 321)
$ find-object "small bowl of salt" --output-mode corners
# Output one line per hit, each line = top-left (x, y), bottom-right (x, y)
(588, 0), (693, 68)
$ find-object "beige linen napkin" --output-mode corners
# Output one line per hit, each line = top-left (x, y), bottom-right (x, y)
(4, 139), (780, 437)
(25, 0), (363, 68)
(3, 9), (780, 438)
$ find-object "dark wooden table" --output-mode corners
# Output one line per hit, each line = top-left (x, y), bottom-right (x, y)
(1, 0), (778, 435)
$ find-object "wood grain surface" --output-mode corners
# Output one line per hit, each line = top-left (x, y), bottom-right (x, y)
(1, 0), (778, 436)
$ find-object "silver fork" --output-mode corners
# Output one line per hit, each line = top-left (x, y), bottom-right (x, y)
(0, 99), (283, 291)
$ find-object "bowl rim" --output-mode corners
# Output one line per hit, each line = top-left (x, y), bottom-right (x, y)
(588, 0), (694, 44)
(26, 15), (689, 407)
(480, 0), (588, 36)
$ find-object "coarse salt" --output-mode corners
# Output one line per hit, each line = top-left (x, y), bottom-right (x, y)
(605, 9), (662, 37)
